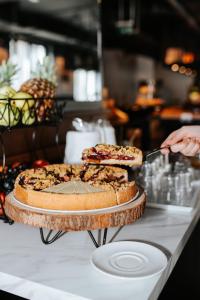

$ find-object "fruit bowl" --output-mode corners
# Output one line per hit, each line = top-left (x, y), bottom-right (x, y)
(0, 57), (63, 129)
(0, 96), (66, 129)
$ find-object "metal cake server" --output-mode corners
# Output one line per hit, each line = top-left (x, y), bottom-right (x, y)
(144, 147), (169, 160)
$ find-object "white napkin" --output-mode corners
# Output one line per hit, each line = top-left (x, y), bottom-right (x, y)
(103, 126), (117, 144)
(64, 131), (101, 164)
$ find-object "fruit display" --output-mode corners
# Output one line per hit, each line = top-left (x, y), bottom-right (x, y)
(11, 91), (35, 110)
(32, 159), (49, 168)
(0, 104), (20, 127)
(0, 57), (61, 128)
(20, 56), (57, 122)
(0, 61), (34, 126)
(0, 162), (28, 194)
(0, 60), (20, 127)
(0, 161), (29, 218)
(0, 159), (49, 199)
(22, 109), (35, 125)
(0, 86), (16, 99)
(0, 60), (18, 91)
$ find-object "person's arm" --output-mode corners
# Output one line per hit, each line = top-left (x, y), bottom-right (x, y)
(161, 126), (200, 156)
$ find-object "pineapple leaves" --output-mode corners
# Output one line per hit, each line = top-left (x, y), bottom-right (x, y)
(0, 60), (19, 87)
(31, 56), (57, 86)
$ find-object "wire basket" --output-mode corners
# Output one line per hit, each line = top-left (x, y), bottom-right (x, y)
(0, 97), (66, 129)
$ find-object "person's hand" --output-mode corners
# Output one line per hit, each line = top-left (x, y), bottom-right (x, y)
(161, 126), (200, 156)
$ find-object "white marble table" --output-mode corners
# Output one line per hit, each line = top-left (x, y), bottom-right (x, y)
(0, 198), (199, 300)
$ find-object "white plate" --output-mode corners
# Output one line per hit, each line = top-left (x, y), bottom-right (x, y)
(91, 241), (168, 279)
(11, 191), (139, 214)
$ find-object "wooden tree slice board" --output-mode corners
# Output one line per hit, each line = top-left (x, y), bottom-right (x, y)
(5, 187), (146, 231)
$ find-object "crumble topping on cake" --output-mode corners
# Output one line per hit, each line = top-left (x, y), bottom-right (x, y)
(80, 165), (128, 183)
(82, 144), (142, 166)
(90, 180), (134, 192)
(16, 164), (128, 191)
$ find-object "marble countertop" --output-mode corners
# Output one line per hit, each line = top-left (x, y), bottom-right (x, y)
(0, 197), (199, 300)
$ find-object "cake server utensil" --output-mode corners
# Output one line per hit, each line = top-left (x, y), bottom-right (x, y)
(144, 147), (169, 161)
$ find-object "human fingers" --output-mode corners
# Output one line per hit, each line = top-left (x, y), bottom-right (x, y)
(187, 143), (200, 156)
(180, 139), (196, 156)
(170, 141), (187, 153)
(196, 137), (200, 144)
(161, 130), (179, 148)
(181, 139), (200, 156)
(160, 147), (170, 155)
(170, 138), (200, 156)
(161, 127), (187, 148)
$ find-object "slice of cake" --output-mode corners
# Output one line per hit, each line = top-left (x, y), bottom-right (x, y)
(82, 144), (143, 167)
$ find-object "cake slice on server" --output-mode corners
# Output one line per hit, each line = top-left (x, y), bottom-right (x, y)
(82, 144), (143, 167)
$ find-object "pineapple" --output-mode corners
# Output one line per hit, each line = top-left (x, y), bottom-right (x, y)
(21, 78), (55, 98)
(0, 60), (18, 98)
(20, 56), (57, 122)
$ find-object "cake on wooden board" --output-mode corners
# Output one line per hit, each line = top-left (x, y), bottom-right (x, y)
(13, 164), (137, 211)
(13, 144), (143, 211)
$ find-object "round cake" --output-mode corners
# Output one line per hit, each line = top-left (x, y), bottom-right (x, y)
(13, 164), (138, 211)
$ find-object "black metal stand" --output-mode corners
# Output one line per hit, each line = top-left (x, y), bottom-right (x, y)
(0, 215), (14, 224)
(39, 226), (124, 247)
(39, 228), (67, 244)
(88, 226), (124, 248)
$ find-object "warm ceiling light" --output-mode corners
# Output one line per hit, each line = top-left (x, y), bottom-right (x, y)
(165, 47), (183, 65)
(179, 66), (186, 74)
(185, 68), (192, 76)
(171, 64), (179, 72)
(182, 52), (195, 64)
